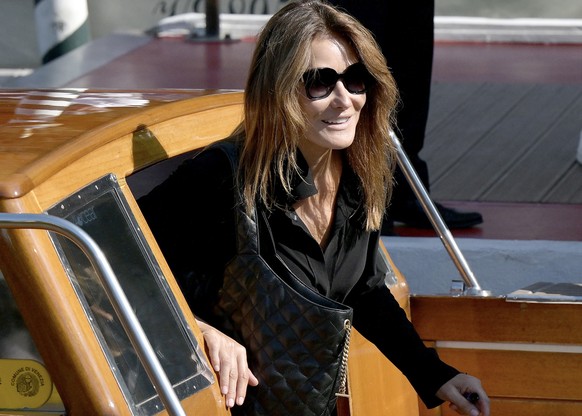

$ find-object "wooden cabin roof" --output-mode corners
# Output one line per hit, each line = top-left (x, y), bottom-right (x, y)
(0, 89), (241, 199)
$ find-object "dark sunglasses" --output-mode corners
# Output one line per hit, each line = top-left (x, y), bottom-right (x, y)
(301, 62), (373, 100)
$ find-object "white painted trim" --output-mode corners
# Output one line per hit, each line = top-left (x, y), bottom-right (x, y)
(153, 13), (582, 44)
(436, 340), (582, 354)
(435, 16), (582, 27)
(435, 16), (582, 43)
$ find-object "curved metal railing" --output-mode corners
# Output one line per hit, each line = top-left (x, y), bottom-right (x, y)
(0, 213), (186, 416)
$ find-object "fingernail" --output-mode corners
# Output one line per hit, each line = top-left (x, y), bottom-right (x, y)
(237, 396), (245, 405)
(471, 410), (479, 416)
(227, 398), (235, 408)
(222, 386), (228, 395)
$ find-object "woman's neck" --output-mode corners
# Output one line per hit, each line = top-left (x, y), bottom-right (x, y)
(294, 146), (343, 248)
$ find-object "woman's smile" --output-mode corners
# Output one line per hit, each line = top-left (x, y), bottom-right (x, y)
(322, 116), (350, 125)
(299, 35), (366, 157)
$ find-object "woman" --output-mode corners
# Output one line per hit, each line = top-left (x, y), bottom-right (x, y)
(139, 1), (489, 415)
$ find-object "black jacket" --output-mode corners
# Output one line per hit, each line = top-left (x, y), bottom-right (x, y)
(138, 140), (458, 408)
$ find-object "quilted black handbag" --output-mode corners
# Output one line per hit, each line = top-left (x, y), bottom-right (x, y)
(213, 141), (353, 416)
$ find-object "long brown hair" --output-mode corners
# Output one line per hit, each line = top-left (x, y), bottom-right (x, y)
(237, 0), (399, 230)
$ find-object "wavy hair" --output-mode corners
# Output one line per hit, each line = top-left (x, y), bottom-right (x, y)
(236, 0), (399, 230)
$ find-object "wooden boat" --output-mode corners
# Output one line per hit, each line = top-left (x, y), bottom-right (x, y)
(0, 89), (580, 415)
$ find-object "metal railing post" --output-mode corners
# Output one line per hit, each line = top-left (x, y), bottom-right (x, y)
(389, 131), (491, 296)
(0, 213), (187, 416)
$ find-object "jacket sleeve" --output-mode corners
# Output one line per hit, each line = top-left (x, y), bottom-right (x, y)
(137, 147), (236, 324)
(346, 232), (459, 408)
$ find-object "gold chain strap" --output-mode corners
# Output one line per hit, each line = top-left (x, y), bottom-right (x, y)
(336, 319), (352, 397)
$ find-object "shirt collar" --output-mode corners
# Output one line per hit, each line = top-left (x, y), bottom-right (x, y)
(272, 150), (363, 217)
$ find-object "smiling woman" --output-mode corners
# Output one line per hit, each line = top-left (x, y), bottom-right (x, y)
(294, 36), (369, 246)
(298, 37), (366, 156)
(138, 1), (490, 415)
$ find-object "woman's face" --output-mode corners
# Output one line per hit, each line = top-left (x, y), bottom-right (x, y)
(299, 35), (366, 158)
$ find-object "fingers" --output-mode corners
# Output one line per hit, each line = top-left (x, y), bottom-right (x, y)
(217, 338), (248, 407)
(197, 320), (258, 408)
(448, 394), (481, 416)
(248, 369), (259, 386)
(234, 352), (251, 405)
(473, 390), (491, 416)
(460, 377), (490, 416)
(225, 361), (237, 407)
(437, 373), (490, 416)
(450, 393), (490, 416)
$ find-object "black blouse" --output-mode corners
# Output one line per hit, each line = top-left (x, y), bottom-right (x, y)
(138, 141), (458, 408)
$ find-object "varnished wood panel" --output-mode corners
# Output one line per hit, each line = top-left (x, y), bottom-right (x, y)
(349, 330), (419, 416)
(348, 248), (420, 416)
(411, 295), (582, 416)
(443, 398), (582, 416)
(437, 348), (582, 401)
(0, 90), (243, 199)
(0, 90), (245, 415)
(411, 296), (582, 345)
(31, 103), (243, 209)
(0, 197), (130, 415)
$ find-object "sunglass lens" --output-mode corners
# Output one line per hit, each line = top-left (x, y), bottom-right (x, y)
(303, 64), (372, 99)
(343, 64), (368, 94)
(305, 68), (337, 99)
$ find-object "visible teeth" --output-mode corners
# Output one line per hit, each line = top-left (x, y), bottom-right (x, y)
(324, 118), (348, 124)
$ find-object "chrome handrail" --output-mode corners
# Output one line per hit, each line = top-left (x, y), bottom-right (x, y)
(389, 131), (491, 296)
(0, 213), (186, 416)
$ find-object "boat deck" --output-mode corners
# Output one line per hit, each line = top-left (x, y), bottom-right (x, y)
(6, 33), (582, 241)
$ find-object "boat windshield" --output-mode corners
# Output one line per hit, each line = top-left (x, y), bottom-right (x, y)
(47, 174), (213, 415)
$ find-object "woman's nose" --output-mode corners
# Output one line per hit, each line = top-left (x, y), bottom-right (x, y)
(330, 81), (352, 106)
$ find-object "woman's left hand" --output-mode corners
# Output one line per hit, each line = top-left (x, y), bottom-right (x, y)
(436, 373), (490, 416)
